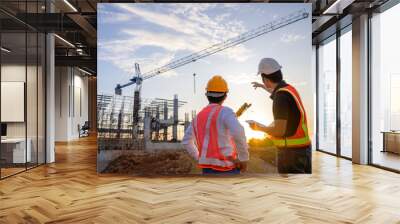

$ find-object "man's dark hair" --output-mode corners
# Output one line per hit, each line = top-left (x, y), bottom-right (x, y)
(261, 70), (283, 83)
(207, 92), (227, 104)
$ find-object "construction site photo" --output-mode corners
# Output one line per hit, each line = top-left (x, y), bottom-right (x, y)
(97, 3), (313, 175)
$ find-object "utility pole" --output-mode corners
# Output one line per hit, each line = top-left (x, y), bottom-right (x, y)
(193, 73), (196, 94)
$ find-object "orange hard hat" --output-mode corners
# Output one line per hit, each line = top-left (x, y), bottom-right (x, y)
(206, 75), (228, 93)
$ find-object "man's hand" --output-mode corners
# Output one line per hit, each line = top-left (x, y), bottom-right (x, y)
(248, 122), (261, 131)
(233, 160), (248, 172)
(227, 157), (248, 172)
(247, 121), (266, 132)
(237, 161), (248, 172)
(251, 82), (265, 90)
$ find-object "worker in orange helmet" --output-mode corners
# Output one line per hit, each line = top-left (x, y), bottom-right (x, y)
(182, 75), (249, 174)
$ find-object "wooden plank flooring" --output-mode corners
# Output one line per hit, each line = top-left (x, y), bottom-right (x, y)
(1, 136), (400, 223)
(1, 167), (26, 178)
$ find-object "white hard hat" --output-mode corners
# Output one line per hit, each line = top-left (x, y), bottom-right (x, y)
(257, 58), (282, 75)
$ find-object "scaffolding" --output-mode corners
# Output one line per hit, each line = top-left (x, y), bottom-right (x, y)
(143, 95), (188, 142)
(97, 94), (136, 139)
(97, 93), (188, 150)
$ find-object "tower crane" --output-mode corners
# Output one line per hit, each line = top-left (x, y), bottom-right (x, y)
(114, 9), (309, 134)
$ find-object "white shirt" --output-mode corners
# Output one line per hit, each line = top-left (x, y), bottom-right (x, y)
(182, 104), (249, 162)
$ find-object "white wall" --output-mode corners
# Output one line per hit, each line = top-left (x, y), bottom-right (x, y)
(55, 67), (89, 141)
(71, 72), (89, 138)
(55, 67), (69, 141)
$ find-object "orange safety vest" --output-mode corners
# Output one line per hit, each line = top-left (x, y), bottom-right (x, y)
(269, 85), (311, 148)
(192, 104), (237, 171)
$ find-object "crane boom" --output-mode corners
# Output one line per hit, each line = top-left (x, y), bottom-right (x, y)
(141, 9), (308, 80)
(116, 9), (309, 93)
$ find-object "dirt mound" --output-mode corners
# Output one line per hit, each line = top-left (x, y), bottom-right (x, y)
(103, 150), (195, 175)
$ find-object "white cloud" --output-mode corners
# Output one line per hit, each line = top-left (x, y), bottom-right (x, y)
(122, 30), (205, 52)
(99, 46), (177, 78)
(198, 59), (212, 65)
(99, 4), (255, 79)
(215, 13), (230, 23)
(171, 4), (215, 16)
(141, 52), (178, 78)
(222, 46), (253, 62)
(280, 34), (305, 43)
(98, 9), (133, 23)
(221, 3), (240, 9)
(116, 4), (199, 36)
(225, 73), (257, 85)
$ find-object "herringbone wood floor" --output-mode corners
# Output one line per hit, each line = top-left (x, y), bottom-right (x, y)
(1, 136), (400, 224)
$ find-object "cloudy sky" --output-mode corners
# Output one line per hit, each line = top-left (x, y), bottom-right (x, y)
(98, 3), (312, 139)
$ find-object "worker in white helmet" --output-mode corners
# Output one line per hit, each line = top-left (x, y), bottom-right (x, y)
(249, 58), (312, 174)
(182, 75), (249, 174)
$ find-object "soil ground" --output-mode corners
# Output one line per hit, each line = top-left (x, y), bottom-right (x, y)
(103, 147), (278, 175)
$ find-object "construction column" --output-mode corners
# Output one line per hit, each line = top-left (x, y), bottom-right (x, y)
(352, 13), (369, 164)
(173, 94), (178, 141)
(163, 101), (168, 141)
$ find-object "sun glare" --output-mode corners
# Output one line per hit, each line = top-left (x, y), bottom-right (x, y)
(241, 121), (266, 140)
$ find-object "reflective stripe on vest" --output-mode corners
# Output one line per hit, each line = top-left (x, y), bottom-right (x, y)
(270, 85), (311, 148)
(192, 104), (237, 171)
